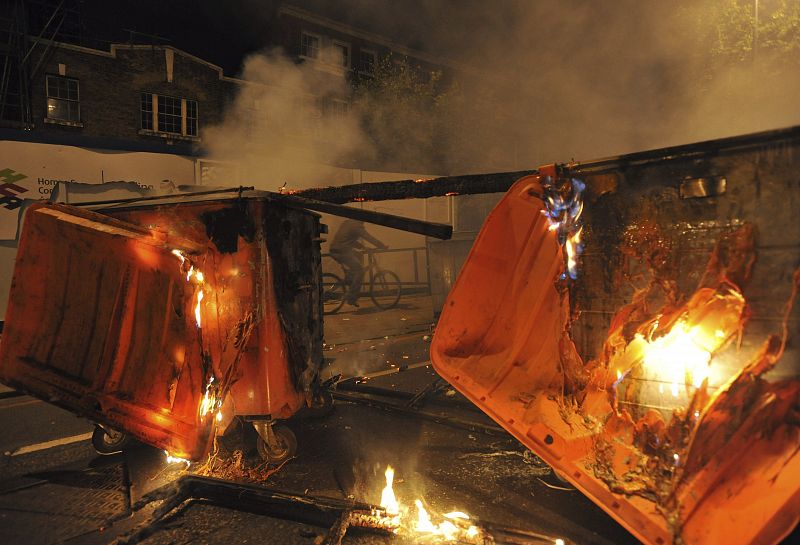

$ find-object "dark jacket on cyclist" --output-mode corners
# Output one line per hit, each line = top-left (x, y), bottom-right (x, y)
(329, 219), (386, 305)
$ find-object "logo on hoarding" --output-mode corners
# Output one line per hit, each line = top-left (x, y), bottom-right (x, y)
(0, 168), (29, 210)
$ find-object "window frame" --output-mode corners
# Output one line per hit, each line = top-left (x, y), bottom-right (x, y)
(139, 92), (199, 139)
(331, 40), (352, 69)
(327, 98), (350, 120)
(45, 74), (81, 124)
(359, 49), (377, 75)
(300, 31), (322, 60)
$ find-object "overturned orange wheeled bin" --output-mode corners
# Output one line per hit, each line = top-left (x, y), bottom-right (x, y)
(432, 164), (800, 545)
(0, 193), (326, 462)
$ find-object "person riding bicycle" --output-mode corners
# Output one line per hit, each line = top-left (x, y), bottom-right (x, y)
(329, 219), (387, 307)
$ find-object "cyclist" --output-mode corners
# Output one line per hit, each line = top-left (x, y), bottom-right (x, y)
(329, 219), (387, 307)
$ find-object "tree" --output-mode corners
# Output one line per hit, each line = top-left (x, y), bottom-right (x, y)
(684, 0), (800, 80)
(352, 54), (459, 173)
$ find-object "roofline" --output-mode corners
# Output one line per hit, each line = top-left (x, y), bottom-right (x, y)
(29, 37), (357, 99)
(28, 37), (249, 85)
(277, 4), (481, 76)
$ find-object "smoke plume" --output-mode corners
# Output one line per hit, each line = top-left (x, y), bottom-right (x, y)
(206, 0), (800, 180)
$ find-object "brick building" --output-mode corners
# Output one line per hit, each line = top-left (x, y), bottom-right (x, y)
(29, 42), (236, 154)
(1, 1), (471, 172)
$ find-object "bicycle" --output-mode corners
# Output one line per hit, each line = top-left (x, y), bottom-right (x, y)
(322, 251), (402, 314)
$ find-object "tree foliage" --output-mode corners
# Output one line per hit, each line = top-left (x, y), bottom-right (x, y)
(686, 0), (800, 77)
(353, 54), (456, 172)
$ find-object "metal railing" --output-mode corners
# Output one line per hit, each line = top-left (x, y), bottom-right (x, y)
(322, 246), (429, 290)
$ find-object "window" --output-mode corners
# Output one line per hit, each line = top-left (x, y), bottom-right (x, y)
(359, 49), (376, 74)
(185, 99), (198, 137)
(300, 32), (321, 59)
(332, 41), (351, 68)
(140, 93), (153, 130)
(158, 95), (182, 134)
(326, 99), (349, 120)
(140, 93), (199, 138)
(46, 75), (80, 123)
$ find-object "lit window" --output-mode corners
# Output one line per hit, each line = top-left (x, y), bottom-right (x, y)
(333, 41), (351, 68)
(140, 93), (199, 137)
(359, 50), (376, 74)
(300, 32), (321, 59)
(46, 75), (80, 122)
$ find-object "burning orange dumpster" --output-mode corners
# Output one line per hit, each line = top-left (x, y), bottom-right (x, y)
(431, 163), (800, 545)
(0, 194), (325, 461)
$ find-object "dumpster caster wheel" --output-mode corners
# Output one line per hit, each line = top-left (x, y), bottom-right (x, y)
(92, 425), (131, 455)
(255, 424), (297, 464)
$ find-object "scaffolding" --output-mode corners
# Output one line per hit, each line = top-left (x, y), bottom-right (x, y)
(0, 0), (82, 128)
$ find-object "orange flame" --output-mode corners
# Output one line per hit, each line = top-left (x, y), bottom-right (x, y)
(378, 465), (484, 541)
(195, 289), (204, 328)
(380, 465), (400, 516)
(164, 450), (190, 466)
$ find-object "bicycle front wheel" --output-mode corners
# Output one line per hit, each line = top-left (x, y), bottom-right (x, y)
(370, 270), (402, 310)
(322, 273), (346, 314)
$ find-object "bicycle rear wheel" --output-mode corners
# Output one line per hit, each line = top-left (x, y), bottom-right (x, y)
(322, 273), (346, 314)
(370, 270), (402, 310)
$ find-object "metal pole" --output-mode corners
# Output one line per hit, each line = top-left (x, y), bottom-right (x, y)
(754, 0), (759, 62)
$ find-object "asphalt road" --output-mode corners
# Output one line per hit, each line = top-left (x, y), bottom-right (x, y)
(0, 393), (94, 459)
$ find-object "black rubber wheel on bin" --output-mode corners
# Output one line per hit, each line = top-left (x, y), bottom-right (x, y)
(370, 270), (402, 310)
(322, 273), (346, 315)
(256, 424), (297, 464)
(92, 425), (132, 455)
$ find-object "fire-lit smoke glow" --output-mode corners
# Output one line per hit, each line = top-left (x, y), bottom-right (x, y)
(543, 176), (585, 280)
(203, 48), (368, 191)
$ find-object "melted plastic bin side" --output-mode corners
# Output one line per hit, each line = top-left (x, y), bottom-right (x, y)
(0, 199), (321, 460)
(106, 198), (322, 421)
(430, 176), (800, 545)
(0, 203), (214, 459)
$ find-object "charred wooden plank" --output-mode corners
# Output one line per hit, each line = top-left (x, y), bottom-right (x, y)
(294, 170), (536, 204)
(260, 191), (453, 239)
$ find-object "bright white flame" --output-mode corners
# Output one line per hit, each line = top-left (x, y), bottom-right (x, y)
(555, 540), (565, 545)
(195, 289), (204, 328)
(414, 500), (480, 541)
(164, 450), (190, 466)
(378, 465), (482, 541)
(171, 249), (186, 264)
(415, 499), (436, 533)
(216, 411), (223, 422)
(380, 466), (400, 516)
(639, 321), (712, 397)
(443, 511), (470, 520)
(199, 376), (216, 420)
